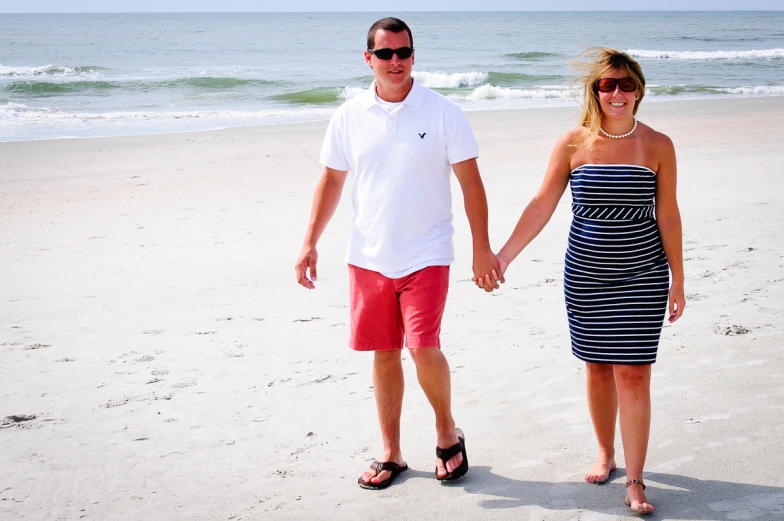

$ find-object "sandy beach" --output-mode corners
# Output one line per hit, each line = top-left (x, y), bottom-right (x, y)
(2, 96), (784, 520)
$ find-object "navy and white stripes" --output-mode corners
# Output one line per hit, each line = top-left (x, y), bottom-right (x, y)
(565, 164), (669, 365)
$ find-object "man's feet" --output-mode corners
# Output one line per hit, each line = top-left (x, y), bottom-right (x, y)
(584, 453), (616, 484)
(359, 453), (407, 488)
(624, 480), (654, 515)
(357, 460), (408, 490)
(435, 427), (467, 480)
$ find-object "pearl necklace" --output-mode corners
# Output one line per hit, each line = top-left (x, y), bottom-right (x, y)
(600, 117), (637, 139)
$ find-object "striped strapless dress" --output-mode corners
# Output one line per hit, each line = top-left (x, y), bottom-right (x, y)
(565, 164), (670, 365)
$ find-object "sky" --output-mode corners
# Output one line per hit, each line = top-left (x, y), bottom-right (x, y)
(1, 0), (781, 13)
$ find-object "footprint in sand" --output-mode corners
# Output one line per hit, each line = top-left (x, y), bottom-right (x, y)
(134, 355), (155, 362)
(172, 380), (197, 389)
(102, 398), (130, 408)
(713, 325), (752, 336)
(24, 343), (50, 350)
(1, 414), (37, 429)
(303, 374), (331, 385)
(293, 317), (323, 323)
(723, 260), (750, 270)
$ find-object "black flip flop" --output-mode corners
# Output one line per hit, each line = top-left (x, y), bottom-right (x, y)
(357, 461), (408, 490)
(435, 436), (468, 481)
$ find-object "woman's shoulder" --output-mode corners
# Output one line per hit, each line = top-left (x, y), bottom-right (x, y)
(552, 126), (586, 149)
(638, 120), (674, 150)
(637, 120), (676, 172)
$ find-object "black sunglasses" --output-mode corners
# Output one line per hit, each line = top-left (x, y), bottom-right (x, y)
(596, 77), (637, 93)
(367, 47), (415, 60)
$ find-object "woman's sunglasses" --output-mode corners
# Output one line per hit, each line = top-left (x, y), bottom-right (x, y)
(367, 47), (415, 60)
(596, 77), (637, 93)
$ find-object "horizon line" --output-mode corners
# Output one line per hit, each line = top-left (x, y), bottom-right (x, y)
(3, 9), (784, 14)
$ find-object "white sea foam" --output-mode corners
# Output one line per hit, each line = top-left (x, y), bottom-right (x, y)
(710, 85), (784, 95)
(338, 86), (367, 100)
(0, 64), (98, 77)
(451, 85), (574, 101)
(0, 102), (334, 125)
(0, 64), (58, 76)
(412, 71), (488, 89)
(626, 48), (784, 60)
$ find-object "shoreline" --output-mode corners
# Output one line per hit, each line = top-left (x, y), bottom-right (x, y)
(2, 93), (783, 145)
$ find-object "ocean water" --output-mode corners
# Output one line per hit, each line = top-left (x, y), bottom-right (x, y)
(1, 11), (783, 141)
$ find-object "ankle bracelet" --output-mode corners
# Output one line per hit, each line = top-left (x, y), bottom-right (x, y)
(626, 479), (646, 490)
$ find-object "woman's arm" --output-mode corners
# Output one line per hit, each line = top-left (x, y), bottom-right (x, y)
(495, 131), (574, 272)
(654, 133), (686, 322)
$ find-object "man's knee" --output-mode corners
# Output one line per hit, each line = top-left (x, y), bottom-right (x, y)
(407, 346), (442, 367)
(374, 349), (403, 366)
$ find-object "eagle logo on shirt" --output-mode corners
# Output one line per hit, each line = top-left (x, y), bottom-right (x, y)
(418, 132), (426, 139)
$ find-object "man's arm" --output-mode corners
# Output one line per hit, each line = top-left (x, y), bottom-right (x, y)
(452, 158), (503, 292)
(295, 167), (349, 289)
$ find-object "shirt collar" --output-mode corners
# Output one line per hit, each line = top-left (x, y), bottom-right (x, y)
(363, 78), (423, 110)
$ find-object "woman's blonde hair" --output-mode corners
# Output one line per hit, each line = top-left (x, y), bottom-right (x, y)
(572, 48), (646, 148)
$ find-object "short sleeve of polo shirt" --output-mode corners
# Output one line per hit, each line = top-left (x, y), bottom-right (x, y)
(319, 109), (350, 172)
(444, 104), (479, 165)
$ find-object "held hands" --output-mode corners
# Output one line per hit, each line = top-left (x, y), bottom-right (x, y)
(471, 249), (506, 292)
(668, 281), (686, 323)
(295, 246), (318, 289)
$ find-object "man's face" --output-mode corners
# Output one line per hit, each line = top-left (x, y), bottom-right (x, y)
(364, 29), (415, 90)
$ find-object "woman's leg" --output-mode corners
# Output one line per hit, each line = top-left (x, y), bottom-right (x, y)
(614, 364), (654, 513)
(585, 362), (618, 483)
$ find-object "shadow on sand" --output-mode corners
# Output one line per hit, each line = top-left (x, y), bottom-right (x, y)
(397, 466), (784, 519)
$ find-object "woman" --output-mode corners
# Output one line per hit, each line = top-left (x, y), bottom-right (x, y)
(485, 48), (685, 514)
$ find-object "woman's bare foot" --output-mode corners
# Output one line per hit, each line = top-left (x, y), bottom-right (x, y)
(584, 453), (616, 483)
(625, 481), (654, 514)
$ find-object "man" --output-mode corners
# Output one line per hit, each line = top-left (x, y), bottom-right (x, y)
(294, 17), (502, 490)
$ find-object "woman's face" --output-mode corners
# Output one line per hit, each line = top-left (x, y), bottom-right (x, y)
(596, 68), (638, 120)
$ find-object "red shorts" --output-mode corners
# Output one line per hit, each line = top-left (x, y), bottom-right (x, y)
(348, 264), (450, 351)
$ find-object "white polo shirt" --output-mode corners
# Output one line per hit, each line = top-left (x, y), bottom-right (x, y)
(320, 79), (479, 278)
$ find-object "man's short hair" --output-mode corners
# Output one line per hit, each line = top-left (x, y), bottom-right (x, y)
(367, 17), (413, 50)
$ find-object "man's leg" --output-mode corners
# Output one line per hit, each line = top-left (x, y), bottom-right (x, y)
(349, 265), (407, 486)
(359, 349), (407, 485)
(396, 266), (461, 478)
(408, 347), (462, 478)
(585, 362), (618, 483)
